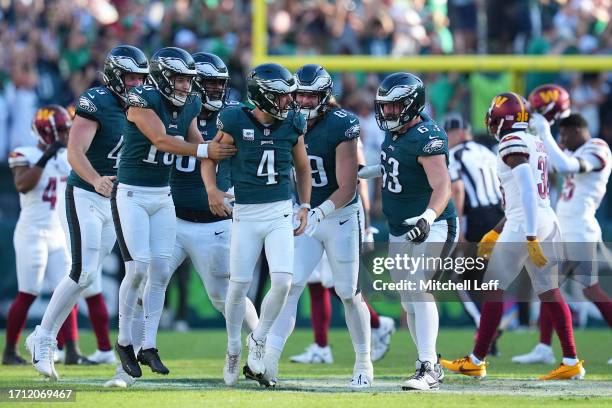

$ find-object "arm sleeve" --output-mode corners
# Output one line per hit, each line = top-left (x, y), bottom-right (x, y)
(538, 126), (580, 174)
(511, 163), (538, 237)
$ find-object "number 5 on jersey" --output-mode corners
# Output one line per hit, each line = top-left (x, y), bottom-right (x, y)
(258, 150), (278, 185)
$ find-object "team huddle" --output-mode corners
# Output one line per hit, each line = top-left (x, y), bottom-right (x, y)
(4, 43), (611, 391)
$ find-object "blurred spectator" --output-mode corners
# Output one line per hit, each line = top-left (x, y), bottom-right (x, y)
(572, 72), (608, 137)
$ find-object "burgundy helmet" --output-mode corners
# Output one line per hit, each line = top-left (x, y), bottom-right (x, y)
(485, 92), (530, 139)
(528, 84), (571, 124)
(32, 105), (72, 146)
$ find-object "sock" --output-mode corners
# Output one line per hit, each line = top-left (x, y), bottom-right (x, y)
(244, 297), (259, 332)
(268, 285), (305, 352)
(364, 298), (380, 329)
(41, 276), (82, 337)
(411, 298), (439, 364)
(563, 357), (578, 366)
(225, 280), (251, 354)
(343, 294), (371, 372)
(57, 326), (65, 350)
(473, 300), (504, 360)
(470, 353), (483, 365)
(309, 283), (331, 347)
(5, 292), (36, 347)
(402, 302), (418, 345)
(85, 294), (111, 351)
(539, 302), (553, 346)
(252, 272), (292, 341)
(142, 257), (172, 350)
(131, 300), (144, 354)
(118, 260), (148, 346)
(539, 288), (577, 359)
(583, 283), (612, 327)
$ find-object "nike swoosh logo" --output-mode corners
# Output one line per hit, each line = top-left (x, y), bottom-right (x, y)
(339, 219), (349, 225)
(214, 231), (224, 235)
(135, 88), (143, 94)
(87, 93), (95, 99)
(458, 367), (482, 374)
(429, 135), (437, 139)
(284, 214), (290, 217)
(350, 119), (357, 123)
(33, 348), (39, 364)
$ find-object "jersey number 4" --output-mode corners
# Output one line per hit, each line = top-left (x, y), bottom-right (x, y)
(257, 150), (278, 185)
(42, 177), (57, 209)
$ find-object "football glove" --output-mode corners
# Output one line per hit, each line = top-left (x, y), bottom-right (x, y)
(477, 230), (500, 259)
(402, 209), (436, 243)
(305, 207), (324, 237)
(527, 238), (548, 267)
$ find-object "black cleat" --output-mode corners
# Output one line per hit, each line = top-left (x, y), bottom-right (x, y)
(243, 364), (276, 388)
(2, 348), (27, 365)
(64, 353), (97, 366)
(115, 342), (142, 378)
(137, 348), (169, 375)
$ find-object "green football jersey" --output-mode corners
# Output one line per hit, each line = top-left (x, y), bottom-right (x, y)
(67, 86), (125, 192)
(118, 85), (202, 187)
(305, 108), (360, 208)
(170, 102), (241, 213)
(381, 113), (457, 236)
(217, 106), (305, 204)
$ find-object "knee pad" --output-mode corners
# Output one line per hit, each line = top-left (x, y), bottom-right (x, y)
(270, 272), (292, 294)
(126, 260), (149, 288)
(149, 257), (173, 288)
(334, 284), (358, 303)
(77, 268), (97, 289)
(226, 280), (251, 305)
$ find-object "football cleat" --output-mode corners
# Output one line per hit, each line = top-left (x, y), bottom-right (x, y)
(137, 348), (169, 375)
(88, 349), (117, 365)
(512, 343), (556, 365)
(223, 351), (241, 386)
(371, 316), (396, 362)
(261, 348), (281, 386)
(246, 333), (266, 375)
(439, 355), (487, 379)
(348, 372), (373, 389)
(104, 365), (136, 388)
(243, 364), (276, 388)
(402, 360), (441, 391)
(539, 361), (585, 380)
(115, 342), (142, 378)
(290, 343), (333, 364)
(25, 326), (59, 381)
(64, 350), (97, 366)
(2, 348), (27, 365)
(54, 349), (64, 364)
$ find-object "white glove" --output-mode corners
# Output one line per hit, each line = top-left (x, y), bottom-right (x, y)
(305, 207), (324, 236)
(530, 112), (552, 137)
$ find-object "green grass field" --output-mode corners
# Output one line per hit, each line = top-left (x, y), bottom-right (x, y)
(1, 328), (611, 407)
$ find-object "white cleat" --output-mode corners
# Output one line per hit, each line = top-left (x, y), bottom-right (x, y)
(223, 350), (241, 386)
(104, 365), (136, 388)
(512, 343), (556, 365)
(25, 326), (59, 381)
(371, 316), (396, 362)
(402, 361), (441, 391)
(246, 333), (266, 375)
(54, 349), (64, 364)
(290, 343), (333, 364)
(88, 349), (117, 365)
(262, 348), (281, 386)
(349, 372), (373, 389)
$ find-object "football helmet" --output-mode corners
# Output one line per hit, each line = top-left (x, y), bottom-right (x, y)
(485, 92), (530, 139)
(528, 84), (571, 125)
(294, 64), (333, 120)
(103, 45), (149, 105)
(32, 105), (72, 146)
(375, 72), (425, 132)
(192, 52), (229, 112)
(149, 47), (198, 107)
(247, 63), (296, 120)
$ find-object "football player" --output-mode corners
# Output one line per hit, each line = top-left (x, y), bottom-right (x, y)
(26, 46), (149, 380)
(362, 73), (458, 390)
(441, 92), (585, 380)
(513, 85), (611, 365)
(112, 47), (235, 378)
(264, 64), (373, 388)
(202, 63), (311, 387)
(5, 106), (71, 369)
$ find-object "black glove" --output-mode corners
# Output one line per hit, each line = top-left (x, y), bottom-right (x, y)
(406, 218), (431, 243)
(35, 141), (64, 168)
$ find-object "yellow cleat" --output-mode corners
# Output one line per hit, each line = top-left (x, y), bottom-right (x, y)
(539, 361), (585, 380)
(439, 356), (487, 379)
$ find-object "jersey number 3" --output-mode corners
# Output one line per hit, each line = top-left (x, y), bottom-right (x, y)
(381, 151), (402, 193)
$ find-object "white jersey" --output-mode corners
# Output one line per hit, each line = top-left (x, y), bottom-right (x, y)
(8, 146), (70, 230)
(497, 131), (552, 223)
(557, 138), (611, 222)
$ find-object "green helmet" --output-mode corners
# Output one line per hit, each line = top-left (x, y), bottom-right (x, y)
(102, 45), (149, 105)
(375, 72), (426, 132)
(294, 64), (333, 120)
(149, 47), (197, 107)
(192, 52), (229, 112)
(247, 63), (296, 120)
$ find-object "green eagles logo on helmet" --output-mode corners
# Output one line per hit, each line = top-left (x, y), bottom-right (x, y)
(294, 64), (333, 120)
(192, 52), (229, 112)
(103, 45), (149, 105)
(247, 63), (297, 120)
(149, 47), (198, 107)
(375, 72), (426, 132)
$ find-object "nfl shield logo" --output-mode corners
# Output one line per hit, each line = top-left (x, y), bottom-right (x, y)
(263, 128), (270, 136)
(243, 129), (255, 141)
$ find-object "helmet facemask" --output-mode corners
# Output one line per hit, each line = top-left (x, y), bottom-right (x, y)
(194, 76), (228, 112)
(375, 97), (416, 132)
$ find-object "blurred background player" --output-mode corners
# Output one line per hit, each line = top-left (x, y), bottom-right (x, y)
(513, 88), (611, 365)
(203, 63), (311, 387)
(25, 46), (149, 381)
(265, 64), (373, 389)
(365, 72), (458, 390)
(4, 106), (75, 369)
(441, 92), (585, 381)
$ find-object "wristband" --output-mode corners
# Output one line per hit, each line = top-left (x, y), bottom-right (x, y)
(317, 199), (336, 218)
(300, 203), (311, 210)
(196, 143), (209, 159)
(422, 208), (437, 225)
